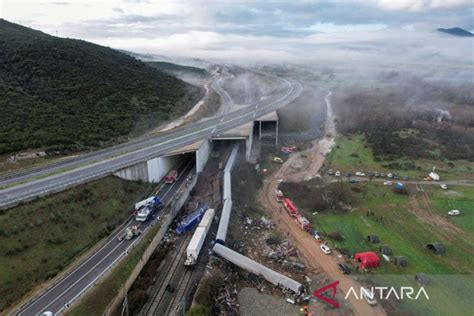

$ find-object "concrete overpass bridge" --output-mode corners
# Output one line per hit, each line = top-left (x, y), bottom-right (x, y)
(113, 110), (279, 183)
(0, 73), (300, 210)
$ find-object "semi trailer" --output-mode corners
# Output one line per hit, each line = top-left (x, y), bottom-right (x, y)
(185, 208), (215, 266)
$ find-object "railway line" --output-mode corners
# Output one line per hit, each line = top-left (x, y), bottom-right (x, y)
(16, 158), (195, 316)
(139, 233), (194, 315)
(11, 71), (302, 315)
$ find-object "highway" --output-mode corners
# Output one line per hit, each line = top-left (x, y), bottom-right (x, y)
(16, 158), (196, 316)
(0, 74), (302, 210)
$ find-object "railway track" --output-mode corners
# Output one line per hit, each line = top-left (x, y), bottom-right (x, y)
(16, 159), (194, 315)
(164, 257), (194, 316)
(140, 233), (193, 315)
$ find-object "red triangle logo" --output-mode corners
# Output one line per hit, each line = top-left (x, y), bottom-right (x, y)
(313, 280), (340, 308)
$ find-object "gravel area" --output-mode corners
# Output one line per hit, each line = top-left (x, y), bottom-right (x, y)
(238, 287), (299, 316)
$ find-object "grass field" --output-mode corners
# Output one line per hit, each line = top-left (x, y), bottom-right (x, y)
(283, 181), (473, 316)
(310, 184), (473, 274)
(0, 176), (152, 311)
(431, 185), (474, 233)
(326, 134), (474, 180)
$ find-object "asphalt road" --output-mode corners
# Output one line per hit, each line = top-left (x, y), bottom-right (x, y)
(0, 74), (302, 209)
(16, 158), (196, 316)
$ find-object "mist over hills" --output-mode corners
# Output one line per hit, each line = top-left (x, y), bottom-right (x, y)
(0, 19), (200, 155)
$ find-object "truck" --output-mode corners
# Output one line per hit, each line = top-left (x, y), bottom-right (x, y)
(295, 215), (311, 232)
(275, 189), (284, 202)
(165, 170), (178, 184)
(117, 225), (142, 241)
(283, 198), (299, 217)
(176, 203), (209, 235)
(135, 196), (161, 211)
(185, 208), (215, 266)
(135, 205), (153, 222)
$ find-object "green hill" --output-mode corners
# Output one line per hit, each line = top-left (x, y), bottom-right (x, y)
(147, 61), (208, 78)
(0, 19), (201, 155)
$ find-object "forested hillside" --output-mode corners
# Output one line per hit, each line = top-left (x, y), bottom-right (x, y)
(0, 19), (201, 155)
(147, 61), (208, 78)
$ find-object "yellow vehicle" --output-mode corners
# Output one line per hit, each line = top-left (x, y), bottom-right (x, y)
(273, 157), (284, 163)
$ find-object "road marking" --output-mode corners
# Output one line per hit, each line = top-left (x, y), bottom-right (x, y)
(19, 161), (195, 315)
(0, 76), (300, 211)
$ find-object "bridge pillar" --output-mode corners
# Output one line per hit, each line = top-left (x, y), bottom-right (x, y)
(196, 140), (211, 173)
(114, 155), (180, 183)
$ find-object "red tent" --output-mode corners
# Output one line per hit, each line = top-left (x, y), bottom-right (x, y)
(354, 251), (380, 269)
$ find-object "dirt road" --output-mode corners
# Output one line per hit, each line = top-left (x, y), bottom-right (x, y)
(259, 92), (386, 316)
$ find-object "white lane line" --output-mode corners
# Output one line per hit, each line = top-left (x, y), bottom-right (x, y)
(21, 161), (194, 315)
(40, 240), (125, 312)
(2, 75), (300, 210)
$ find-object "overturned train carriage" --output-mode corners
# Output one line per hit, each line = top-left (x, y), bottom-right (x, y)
(215, 200), (233, 244)
(213, 243), (303, 294)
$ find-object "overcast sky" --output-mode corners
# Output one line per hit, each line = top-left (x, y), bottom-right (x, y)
(2, 0), (473, 63)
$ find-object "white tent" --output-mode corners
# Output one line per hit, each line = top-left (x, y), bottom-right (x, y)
(428, 172), (440, 181)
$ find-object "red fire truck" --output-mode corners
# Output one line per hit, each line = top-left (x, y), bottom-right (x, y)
(283, 198), (299, 217)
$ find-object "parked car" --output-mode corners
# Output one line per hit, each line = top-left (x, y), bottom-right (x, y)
(362, 288), (377, 305)
(320, 244), (332, 254)
(383, 181), (392, 186)
(355, 171), (366, 177)
(403, 176), (410, 181)
(273, 157), (284, 163)
(374, 172), (380, 177)
(335, 171), (341, 177)
(349, 179), (359, 183)
(440, 184), (448, 190)
(448, 209), (461, 216)
(328, 169), (334, 175)
(393, 173), (400, 179)
(380, 173), (386, 178)
(346, 172), (352, 178)
(387, 173), (393, 178)
(313, 230), (322, 241)
(338, 263), (352, 274)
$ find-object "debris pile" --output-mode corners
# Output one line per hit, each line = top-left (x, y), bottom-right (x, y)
(265, 241), (306, 272)
(214, 271), (240, 313)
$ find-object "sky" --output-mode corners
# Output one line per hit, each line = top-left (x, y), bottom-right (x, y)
(1, 0), (473, 63)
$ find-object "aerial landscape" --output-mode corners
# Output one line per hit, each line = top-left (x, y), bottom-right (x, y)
(0, 1), (473, 315)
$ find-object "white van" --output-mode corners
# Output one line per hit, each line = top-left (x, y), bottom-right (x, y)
(362, 288), (377, 305)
